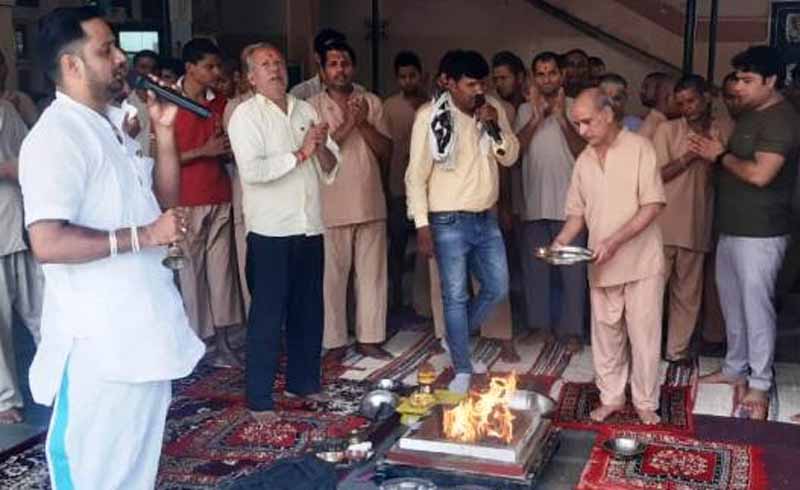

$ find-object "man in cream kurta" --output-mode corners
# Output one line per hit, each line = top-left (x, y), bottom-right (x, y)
(652, 75), (733, 362)
(406, 50), (519, 393)
(555, 88), (666, 425)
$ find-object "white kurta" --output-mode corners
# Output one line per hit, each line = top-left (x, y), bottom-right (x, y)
(19, 91), (205, 488)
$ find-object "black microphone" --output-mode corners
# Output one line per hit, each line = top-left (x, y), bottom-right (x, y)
(134, 76), (211, 119)
(474, 94), (505, 155)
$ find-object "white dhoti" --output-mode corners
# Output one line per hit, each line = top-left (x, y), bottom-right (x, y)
(46, 343), (171, 490)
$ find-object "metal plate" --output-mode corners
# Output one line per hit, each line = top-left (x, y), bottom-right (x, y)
(534, 246), (594, 265)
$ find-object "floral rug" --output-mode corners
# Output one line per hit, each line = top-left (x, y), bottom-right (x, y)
(577, 430), (768, 490)
(552, 382), (694, 435)
(0, 362), (370, 490)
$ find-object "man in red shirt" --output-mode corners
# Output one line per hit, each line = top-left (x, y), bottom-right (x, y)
(174, 38), (243, 366)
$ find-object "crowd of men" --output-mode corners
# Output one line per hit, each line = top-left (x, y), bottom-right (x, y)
(0, 5), (798, 487)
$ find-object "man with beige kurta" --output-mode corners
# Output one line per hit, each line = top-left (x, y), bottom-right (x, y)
(638, 75), (676, 140)
(309, 41), (394, 361)
(652, 75), (733, 362)
(406, 50), (519, 393)
(555, 88), (666, 425)
(0, 100), (43, 425)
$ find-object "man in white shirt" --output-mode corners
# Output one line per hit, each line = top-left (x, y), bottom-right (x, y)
(0, 99), (43, 425)
(19, 7), (204, 487)
(125, 49), (160, 156)
(228, 44), (338, 422)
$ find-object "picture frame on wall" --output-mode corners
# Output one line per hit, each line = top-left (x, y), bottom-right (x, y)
(770, 1), (800, 85)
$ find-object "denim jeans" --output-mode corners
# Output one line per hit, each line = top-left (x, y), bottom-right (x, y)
(430, 210), (509, 374)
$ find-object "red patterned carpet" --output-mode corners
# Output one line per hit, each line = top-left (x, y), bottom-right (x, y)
(553, 382), (695, 435)
(578, 430), (768, 490)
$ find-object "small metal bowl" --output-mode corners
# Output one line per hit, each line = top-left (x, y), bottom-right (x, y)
(374, 378), (399, 391)
(359, 389), (399, 421)
(603, 436), (646, 459)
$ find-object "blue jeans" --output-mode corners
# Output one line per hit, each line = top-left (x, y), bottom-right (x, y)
(430, 211), (509, 374)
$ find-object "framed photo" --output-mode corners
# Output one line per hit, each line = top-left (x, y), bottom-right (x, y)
(770, 2), (800, 83)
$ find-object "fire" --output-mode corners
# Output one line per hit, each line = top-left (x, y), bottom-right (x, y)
(442, 372), (517, 444)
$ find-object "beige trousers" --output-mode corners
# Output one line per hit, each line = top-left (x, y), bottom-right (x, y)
(429, 259), (513, 341)
(323, 220), (388, 349)
(179, 203), (244, 339)
(0, 251), (43, 411)
(663, 246), (704, 359)
(590, 274), (664, 411)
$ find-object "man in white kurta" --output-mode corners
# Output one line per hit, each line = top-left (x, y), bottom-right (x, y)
(19, 8), (203, 488)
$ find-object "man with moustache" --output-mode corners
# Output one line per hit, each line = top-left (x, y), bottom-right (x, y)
(691, 46), (799, 420)
(554, 88), (666, 424)
(406, 50), (519, 393)
(126, 49), (159, 156)
(19, 7), (203, 486)
(384, 51), (427, 315)
(652, 75), (733, 363)
(309, 41), (394, 361)
(515, 51), (587, 352)
(228, 43), (339, 422)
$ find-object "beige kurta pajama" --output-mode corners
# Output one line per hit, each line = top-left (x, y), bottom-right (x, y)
(309, 89), (391, 349)
(565, 129), (666, 410)
(653, 117), (732, 359)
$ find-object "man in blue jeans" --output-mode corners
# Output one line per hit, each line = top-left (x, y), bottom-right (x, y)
(405, 50), (520, 393)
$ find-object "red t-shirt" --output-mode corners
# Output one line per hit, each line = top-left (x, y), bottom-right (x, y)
(174, 93), (232, 206)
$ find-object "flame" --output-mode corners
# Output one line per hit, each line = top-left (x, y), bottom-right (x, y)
(442, 372), (517, 444)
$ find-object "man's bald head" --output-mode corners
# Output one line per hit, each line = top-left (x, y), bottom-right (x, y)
(571, 88), (619, 147)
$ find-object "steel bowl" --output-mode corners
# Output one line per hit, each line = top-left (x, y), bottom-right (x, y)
(379, 477), (438, 490)
(534, 245), (595, 266)
(374, 378), (399, 391)
(603, 436), (646, 459)
(359, 389), (399, 421)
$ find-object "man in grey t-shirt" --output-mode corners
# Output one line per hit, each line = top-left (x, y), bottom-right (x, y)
(514, 51), (587, 351)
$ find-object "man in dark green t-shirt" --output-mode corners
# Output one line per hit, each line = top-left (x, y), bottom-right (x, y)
(690, 45), (798, 421)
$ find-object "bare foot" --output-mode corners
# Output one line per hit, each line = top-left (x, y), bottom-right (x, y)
(790, 413), (800, 424)
(210, 350), (244, 369)
(431, 340), (446, 355)
(564, 336), (583, 354)
(636, 408), (661, 425)
(324, 346), (349, 364)
(249, 409), (279, 424)
(698, 370), (746, 385)
(741, 388), (769, 421)
(285, 391), (331, 403)
(498, 340), (520, 363)
(356, 343), (394, 360)
(0, 408), (23, 425)
(590, 404), (624, 422)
